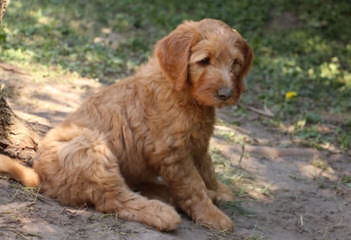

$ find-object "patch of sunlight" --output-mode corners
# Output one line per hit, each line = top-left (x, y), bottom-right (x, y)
(307, 67), (317, 79)
(214, 125), (256, 145)
(1, 25), (11, 36)
(210, 146), (275, 200)
(30, 65), (71, 83)
(9, 0), (23, 8)
(311, 158), (333, 173)
(15, 110), (51, 126)
(306, 35), (329, 53)
(319, 142), (341, 153)
(297, 160), (337, 182)
(338, 70), (351, 89)
(11, 61), (85, 84)
(2, 48), (35, 62)
(29, 9), (46, 21)
(37, 16), (54, 25)
(344, 72), (351, 87)
(320, 57), (342, 80)
(22, 221), (58, 234)
(281, 62), (302, 76)
(236, 178), (277, 201)
(19, 94), (75, 113)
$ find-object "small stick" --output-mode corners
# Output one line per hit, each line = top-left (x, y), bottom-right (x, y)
(238, 103), (274, 118)
(238, 144), (245, 167)
(0, 62), (27, 74)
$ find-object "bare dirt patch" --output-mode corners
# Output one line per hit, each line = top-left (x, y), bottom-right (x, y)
(1, 66), (351, 240)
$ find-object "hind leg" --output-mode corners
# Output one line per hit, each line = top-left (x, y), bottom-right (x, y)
(96, 188), (180, 231)
(34, 126), (181, 231)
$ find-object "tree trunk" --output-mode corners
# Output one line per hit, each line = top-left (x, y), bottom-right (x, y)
(0, 93), (49, 166)
(0, 0), (9, 24)
(0, 1), (48, 166)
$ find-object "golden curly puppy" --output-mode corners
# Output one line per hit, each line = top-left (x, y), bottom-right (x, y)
(1, 19), (253, 231)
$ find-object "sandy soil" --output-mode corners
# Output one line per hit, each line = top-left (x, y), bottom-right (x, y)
(1, 67), (350, 240)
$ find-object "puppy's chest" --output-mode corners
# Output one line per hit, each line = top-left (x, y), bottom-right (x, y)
(183, 108), (215, 152)
(189, 121), (214, 153)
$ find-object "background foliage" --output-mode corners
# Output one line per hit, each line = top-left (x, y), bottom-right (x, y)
(0, 0), (350, 151)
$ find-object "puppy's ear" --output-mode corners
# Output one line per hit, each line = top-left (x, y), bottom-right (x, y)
(240, 40), (254, 79)
(238, 39), (254, 94)
(155, 23), (199, 91)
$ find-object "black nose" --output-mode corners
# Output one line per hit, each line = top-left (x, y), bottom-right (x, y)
(216, 87), (233, 101)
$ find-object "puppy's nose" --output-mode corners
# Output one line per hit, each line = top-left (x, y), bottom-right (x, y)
(216, 87), (233, 101)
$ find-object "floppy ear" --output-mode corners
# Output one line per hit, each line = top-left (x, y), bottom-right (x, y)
(241, 41), (254, 79)
(237, 39), (254, 94)
(155, 23), (199, 91)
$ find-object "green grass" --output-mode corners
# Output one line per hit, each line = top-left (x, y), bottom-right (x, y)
(0, 0), (350, 151)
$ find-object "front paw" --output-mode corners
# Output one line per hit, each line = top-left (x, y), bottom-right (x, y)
(215, 182), (235, 202)
(195, 203), (233, 231)
(208, 182), (235, 203)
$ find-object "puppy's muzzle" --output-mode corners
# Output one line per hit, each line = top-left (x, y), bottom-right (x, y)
(216, 87), (233, 101)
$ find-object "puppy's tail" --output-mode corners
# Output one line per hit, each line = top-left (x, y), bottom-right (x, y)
(0, 154), (40, 187)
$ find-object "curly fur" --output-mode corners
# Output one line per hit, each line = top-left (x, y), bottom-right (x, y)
(3, 19), (253, 231)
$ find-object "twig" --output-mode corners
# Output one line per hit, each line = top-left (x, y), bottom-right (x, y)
(0, 62), (27, 75)
(238, 144), (245, 167)
(238, 103), (274, 118)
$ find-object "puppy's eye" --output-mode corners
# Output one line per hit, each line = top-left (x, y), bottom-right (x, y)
(198, 57), (210, 66)
(232, 59), (240, 67)
(231, 59), (241, 74)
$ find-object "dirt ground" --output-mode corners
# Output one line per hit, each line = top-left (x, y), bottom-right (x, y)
(1, 66), (350, 240)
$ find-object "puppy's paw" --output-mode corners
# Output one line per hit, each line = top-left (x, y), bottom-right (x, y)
(98, 196), (181, 231)
(195, 204), (233, 231)
(21, 168), (40, 187)
(140, 200), (181, 231)
(207, 182), (235, 203)
(215, 182), (235, 202)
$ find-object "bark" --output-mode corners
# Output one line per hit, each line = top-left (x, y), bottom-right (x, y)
(0, 1), (43, 166)
(0, 0), (8, 24)
(0, 0), (41, 165)
(0, 93), (49, 166)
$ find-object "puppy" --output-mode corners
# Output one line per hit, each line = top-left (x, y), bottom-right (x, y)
(2, 19), (253, 231)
